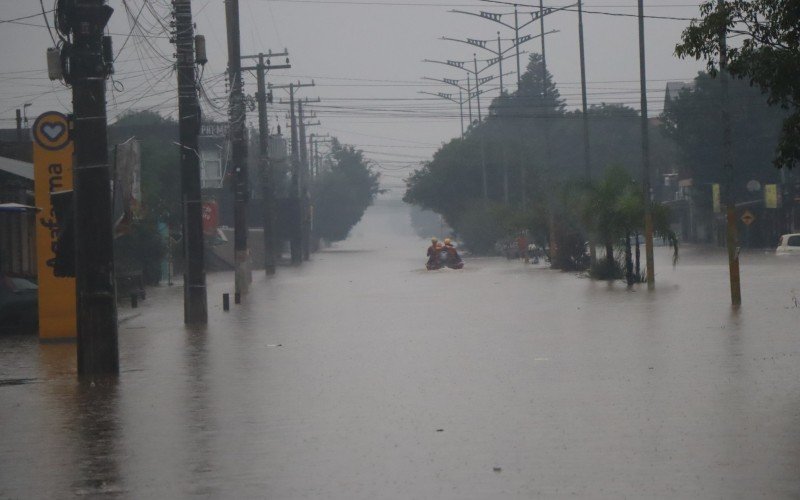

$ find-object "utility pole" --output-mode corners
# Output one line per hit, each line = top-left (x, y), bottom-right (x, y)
(311, 135), (331, 178)
(174, 0), (207, 323)
(466, 74), (473, 124)
(497, 32), (504, 93)
(270, 81), (314, 264)
(300, 103), (321, 261)
(289, 84), (301, 264)
(459, 88), (464, 136)
(242, 50), (291, 275)
(299, 101), (308, 260)
(578, 0), (591, 179)
(472, 52), (483, 123)
(514, 4), (520, 84)
(719, 0), (741, 306)
(63, 0), (119, 375)
(539, 0), (547, 76)
(15, 109), (21, 141)
(298, 102), (312, 261)
(225, 0), (250, 297)
(637, 0), (655, 289)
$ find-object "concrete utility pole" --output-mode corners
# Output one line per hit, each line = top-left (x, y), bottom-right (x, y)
(637, 0), (655, 289)
(473, 55), (483, 122)
(298, 102), (318, 261)
(719, 0), (742, 306)
(63, 0), (119, 375)
(270, 81), (314, 264)
(289, 84), (301, 264)
(577, 0), (591, 179)
(225, 0), (250, 298)
(15, 109), (22, 141)
(466, 74), (474, 124)
(242, 50), (291, 275)
(310, 135), (332, 178)
(174, 0), (208, 323)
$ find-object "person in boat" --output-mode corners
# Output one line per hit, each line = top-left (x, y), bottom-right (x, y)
(426, 237), (442, 269)
(443, 238), (464, 269)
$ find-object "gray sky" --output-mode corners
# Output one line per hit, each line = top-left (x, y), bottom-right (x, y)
(1, 1), (707, 190)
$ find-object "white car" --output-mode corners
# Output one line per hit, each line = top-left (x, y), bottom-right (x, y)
(775, 233), (800, 255)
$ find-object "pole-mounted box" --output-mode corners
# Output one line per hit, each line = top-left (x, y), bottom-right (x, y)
(195, 35), (208, 65)
(47, 47), (63, 81)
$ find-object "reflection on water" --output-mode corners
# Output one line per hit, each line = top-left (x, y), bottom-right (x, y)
(1, 198), (800, 498)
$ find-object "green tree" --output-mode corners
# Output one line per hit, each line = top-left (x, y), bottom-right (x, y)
(675, 0), (800, 168)
(313, 140), (381, 242)
(660, 71), (784, 206)
(405, 53), (677, 256)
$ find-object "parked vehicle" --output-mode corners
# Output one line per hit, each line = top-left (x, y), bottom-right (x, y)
(0, 275), (38, 333)
(775, 233), (800, 255)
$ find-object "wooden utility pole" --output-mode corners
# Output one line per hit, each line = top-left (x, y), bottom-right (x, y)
(719, 0), (742, 306)
(175, 0), (208, 322)
(638, 0), (655, 289)
(65, 0), (119, 375)
(242, 50), (290, 275)
(225, 0), (250, 297)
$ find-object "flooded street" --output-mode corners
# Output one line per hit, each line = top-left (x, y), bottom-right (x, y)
(2, 197), (800, 499)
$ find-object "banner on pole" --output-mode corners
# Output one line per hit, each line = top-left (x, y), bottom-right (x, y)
(32, 111), (76, 341)
(764, 184), (778, 209)
(712, 183), (721, 213)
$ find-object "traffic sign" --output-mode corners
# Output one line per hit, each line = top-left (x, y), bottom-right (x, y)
(741, 210), (755, 226)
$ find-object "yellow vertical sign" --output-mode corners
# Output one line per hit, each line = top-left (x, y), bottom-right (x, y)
(32, 112), (76, 341)
(764, 184), (778, 209)
(712, 183), (721, 213)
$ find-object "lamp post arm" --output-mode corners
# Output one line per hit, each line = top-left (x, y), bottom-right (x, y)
(422, 76), (468, 92)
(449, 9), (515, 30)
(440, 36), (499, 56)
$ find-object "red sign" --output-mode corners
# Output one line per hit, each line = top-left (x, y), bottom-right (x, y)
(202, 200), (218, 236)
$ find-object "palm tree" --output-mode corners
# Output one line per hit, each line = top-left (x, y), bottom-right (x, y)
(569, 166), (678, 283)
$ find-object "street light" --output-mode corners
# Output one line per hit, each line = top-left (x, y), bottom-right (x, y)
(423, 54), (517, 123)
(440, 29), (556, 95)
(450, 3), (575, 86)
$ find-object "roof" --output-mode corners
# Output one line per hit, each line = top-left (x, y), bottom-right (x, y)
(0, 155), (33, 180)
(665, 81), (695, 102)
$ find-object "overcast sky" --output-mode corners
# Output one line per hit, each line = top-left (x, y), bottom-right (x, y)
(0, 0), (708, 190)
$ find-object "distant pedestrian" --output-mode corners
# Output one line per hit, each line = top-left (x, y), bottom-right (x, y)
(516, 233), (529, 263)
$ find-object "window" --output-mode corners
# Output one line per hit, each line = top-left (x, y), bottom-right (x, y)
(787, 235), (800, 247)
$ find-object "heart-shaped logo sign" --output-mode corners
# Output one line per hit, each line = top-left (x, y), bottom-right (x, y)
(41, 122), (65, 142)
(32, 112), (70, 150)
